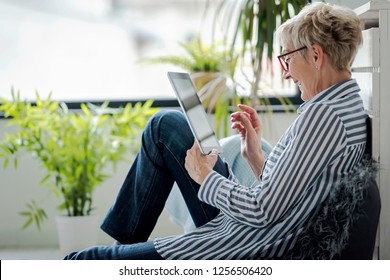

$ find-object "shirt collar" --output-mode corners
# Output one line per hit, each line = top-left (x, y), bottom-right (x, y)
(297, 79), (360, 114)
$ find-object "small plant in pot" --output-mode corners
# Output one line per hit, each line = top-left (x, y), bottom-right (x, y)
(145, 38), (239, 137)
(0, 91), (158, 252)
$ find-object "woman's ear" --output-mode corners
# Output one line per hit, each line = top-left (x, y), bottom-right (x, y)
(311, 44), (324, 69)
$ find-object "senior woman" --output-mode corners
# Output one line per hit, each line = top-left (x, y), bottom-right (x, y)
(65, 2), (365, 260)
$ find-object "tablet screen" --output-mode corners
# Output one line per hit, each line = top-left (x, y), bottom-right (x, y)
(167, 72), (222, 154)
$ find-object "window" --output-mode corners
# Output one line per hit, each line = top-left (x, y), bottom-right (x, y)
(0, 0), (207, 102)
(0, 0), (299, 107)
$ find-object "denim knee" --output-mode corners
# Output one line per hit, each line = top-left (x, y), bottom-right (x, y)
(146, 109), (193, 145)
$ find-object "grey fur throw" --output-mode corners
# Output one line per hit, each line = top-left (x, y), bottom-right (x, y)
(286, 158), (379, 260)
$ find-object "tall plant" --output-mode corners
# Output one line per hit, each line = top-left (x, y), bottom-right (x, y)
(0, 91), (158, 229)
(208, 0), (308, 104)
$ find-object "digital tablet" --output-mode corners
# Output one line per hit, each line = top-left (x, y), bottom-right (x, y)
(167, 71), (222, 155)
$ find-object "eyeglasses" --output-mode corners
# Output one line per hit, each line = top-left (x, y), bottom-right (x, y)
(277, 46), (307, 72)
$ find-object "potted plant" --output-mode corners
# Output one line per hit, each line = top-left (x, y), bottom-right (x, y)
(0, 91), (158, 253)
(145, 38), (239, 137)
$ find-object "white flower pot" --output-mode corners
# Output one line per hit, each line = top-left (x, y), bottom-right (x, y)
(56, 215), (100, 256)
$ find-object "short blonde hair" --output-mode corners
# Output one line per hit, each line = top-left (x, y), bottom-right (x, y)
(276, 2), (362, 72)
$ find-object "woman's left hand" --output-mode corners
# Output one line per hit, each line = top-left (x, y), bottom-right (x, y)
(185, 142), (218, 185)
(231, 104), (264, 178)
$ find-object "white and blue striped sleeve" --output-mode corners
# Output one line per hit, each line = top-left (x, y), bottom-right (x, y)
(198, 103), (347, 228)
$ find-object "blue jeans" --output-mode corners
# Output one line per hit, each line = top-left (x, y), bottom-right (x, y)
(64, 241), (163, 260)
(65, 110), (229, 260)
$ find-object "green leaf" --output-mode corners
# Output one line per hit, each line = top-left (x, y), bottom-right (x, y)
(19, 201), (48, 230)
(21, 218), (33, 230)
(80, 103), (91, 118)
(19, 211), (31, 216)
(3, 158), (9, 169)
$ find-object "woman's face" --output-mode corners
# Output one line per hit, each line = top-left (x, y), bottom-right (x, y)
(281, 44), (317, 101)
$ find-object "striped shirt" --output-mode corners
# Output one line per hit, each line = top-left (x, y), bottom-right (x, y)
(154, 79), (367, 259)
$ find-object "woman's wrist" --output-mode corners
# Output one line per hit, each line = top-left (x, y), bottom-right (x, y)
(248, 150), (264, 179)
(196, 165), (213, 185)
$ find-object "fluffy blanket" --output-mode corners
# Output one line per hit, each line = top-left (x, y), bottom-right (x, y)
(286, 158), (379, 260)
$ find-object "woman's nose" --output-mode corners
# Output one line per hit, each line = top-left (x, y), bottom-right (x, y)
(283, 70), (291, 80)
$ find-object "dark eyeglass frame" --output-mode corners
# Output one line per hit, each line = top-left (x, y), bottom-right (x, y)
(277, 46), (307, 72)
